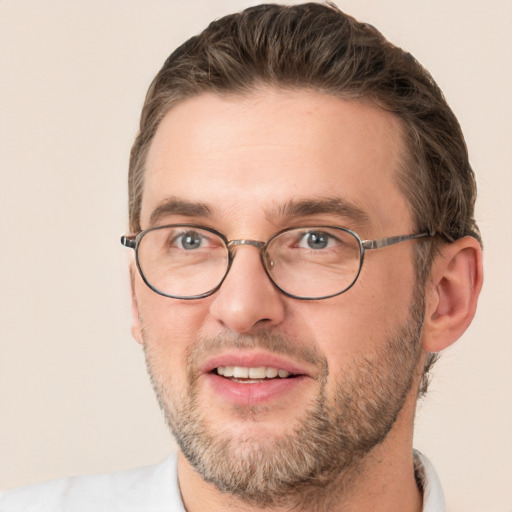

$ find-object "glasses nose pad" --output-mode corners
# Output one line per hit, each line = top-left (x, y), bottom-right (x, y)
(262, 249), (275, 271)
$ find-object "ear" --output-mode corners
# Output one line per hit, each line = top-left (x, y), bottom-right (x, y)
(422, 236), (483, 352)
(130, 267), (144, 345)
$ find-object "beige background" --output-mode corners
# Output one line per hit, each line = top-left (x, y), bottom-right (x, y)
(0, 1), (510, 510)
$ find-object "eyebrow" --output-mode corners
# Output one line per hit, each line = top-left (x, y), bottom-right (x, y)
(148, 195), (370, 230)
(149, 197), (212, 226)
(270, 197), (371, 227)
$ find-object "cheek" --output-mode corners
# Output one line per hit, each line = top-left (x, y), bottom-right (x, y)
(135, 296), (209, 405)
(133, 281), (212, 372)
(296, 257), (417, 366)
(358, 249), (418, 318)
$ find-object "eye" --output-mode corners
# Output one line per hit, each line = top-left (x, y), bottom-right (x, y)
(298, 231), (334, 250)
(174, 230), (206, 250)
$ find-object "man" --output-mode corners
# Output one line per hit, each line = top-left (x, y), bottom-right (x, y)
(0, 3), (482, 511)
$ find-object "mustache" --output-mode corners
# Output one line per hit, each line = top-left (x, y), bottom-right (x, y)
(186, 331), (326, 371)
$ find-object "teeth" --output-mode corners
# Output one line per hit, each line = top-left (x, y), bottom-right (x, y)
(233, 367), (249, 378)
(217, 366), (293, 379)
(223, 366), (234, 377)
(249, 367), (266, 379)
(266, 367), (278, 378)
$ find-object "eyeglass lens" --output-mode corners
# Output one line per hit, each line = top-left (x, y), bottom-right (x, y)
(136, 225), (362, 299)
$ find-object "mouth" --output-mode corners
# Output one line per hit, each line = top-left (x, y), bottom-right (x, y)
(214, 365), (295, 383)
(202, 353), (311, 405)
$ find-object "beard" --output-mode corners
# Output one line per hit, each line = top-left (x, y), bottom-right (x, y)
(142, 294), (424, 509)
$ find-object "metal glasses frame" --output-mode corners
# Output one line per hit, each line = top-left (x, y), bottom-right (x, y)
(121, 224), (432, 300)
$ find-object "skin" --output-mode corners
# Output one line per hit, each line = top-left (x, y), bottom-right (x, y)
(130, 88), (483, 511)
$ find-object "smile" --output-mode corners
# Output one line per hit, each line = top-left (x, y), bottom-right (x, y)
(215, 365), (293, 380)
(200, 353), (312, 406)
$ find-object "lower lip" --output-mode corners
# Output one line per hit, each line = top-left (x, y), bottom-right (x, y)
(205, 372), (308, 406)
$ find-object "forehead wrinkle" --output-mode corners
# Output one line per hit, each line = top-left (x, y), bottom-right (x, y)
(265, 197), (372, 229)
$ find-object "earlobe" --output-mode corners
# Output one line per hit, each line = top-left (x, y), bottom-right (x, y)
(422, 236), (483, 353)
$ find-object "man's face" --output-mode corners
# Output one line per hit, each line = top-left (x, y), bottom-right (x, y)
(132, 89), (425, 504)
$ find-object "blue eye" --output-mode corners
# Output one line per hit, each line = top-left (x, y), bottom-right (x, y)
(176, 231), (204, 250)
(299, 231), (332, 249)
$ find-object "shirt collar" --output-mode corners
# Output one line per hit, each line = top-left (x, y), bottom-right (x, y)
(413, 450), (446, 512)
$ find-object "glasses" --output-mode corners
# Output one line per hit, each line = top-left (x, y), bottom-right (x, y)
(121, 225), (431, 300)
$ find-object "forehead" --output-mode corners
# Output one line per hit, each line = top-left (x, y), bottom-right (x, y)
(142, 88), (411, 235)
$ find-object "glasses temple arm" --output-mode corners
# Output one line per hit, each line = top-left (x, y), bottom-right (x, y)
(362, 232), (431, 250)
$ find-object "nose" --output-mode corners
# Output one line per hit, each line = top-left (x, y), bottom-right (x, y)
(209, 243), (286, 334)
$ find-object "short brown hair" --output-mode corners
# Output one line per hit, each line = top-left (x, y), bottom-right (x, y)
(128, 2), (480, 393)
(129, 2), (479, 240)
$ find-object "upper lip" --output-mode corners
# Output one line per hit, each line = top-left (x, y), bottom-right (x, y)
(201, 351), (313, 377)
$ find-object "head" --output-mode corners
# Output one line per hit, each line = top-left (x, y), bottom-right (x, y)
(126, 3), (482, 507)
(128, 3), (480, 395)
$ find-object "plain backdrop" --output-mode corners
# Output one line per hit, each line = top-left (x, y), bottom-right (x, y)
(0, 1), (510, 510)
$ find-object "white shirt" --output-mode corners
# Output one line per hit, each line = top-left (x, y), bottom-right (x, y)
(0, 450), (445, 511)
